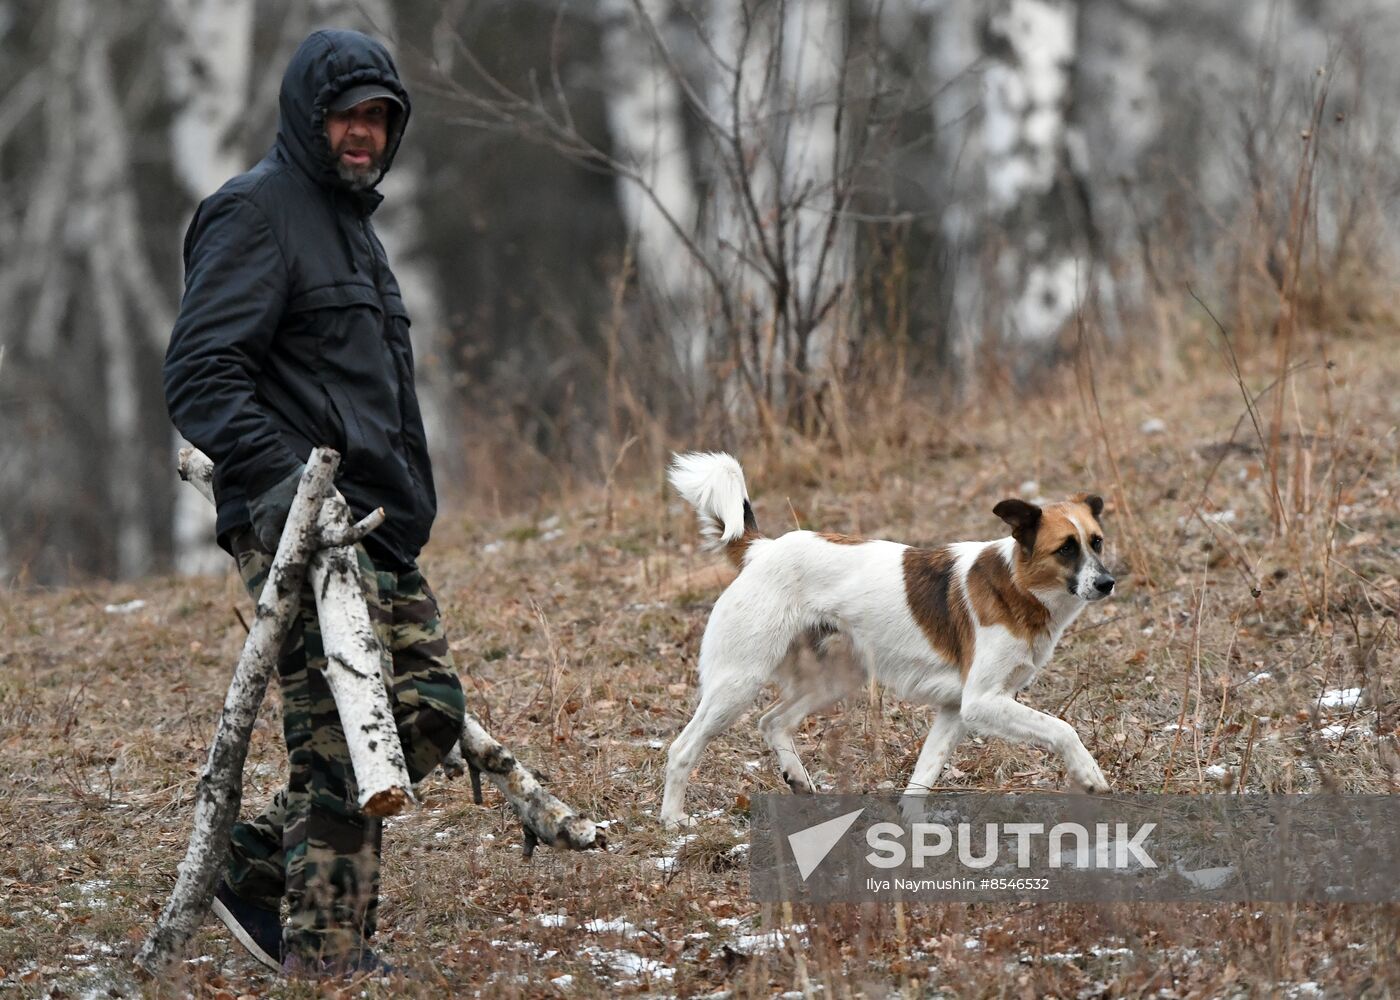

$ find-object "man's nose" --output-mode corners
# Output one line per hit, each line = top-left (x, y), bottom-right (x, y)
(1094, 574), (1115, 595)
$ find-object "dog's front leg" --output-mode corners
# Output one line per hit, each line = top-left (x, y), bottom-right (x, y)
(960, 691), (1108, 792)
(900, 704), (966, 821)
(961, 642), (1108, 792)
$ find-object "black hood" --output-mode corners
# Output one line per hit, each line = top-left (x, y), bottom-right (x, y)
(275, 29), (411, 214)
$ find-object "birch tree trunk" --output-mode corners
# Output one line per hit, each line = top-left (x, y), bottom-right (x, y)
(929, 0), (1092, 376)
(705, 0), (783, 404)
(77, 7), (150, 578)
(701, 0), (853, 411)
(776, 0), (850, 376)
(600, 0), (706, 385)
(164, 0), (255, 575)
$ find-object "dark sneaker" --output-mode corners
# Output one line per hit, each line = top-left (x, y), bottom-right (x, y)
(282, 947), (395, 980)
(210, 881), (283, 972)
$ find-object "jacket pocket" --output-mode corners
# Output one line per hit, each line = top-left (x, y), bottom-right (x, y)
(319, 383), (348, 454)
(324, 381), (368, 464)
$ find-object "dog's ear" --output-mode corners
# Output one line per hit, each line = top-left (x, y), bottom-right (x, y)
(1072, 492), (1105, 518)
(993, 498), (1043, 551)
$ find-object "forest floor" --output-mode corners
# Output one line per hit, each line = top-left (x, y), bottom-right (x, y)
(2, 321), (1399, 998)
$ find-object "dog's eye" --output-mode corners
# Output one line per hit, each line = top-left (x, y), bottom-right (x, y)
(1091, 536), (1103, 553)
(1058, 538), (1078, 556)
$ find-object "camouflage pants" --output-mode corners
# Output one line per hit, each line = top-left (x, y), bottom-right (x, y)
(224, 530), (466, 961)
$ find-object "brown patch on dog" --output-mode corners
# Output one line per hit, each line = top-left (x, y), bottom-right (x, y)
(966, 546), (1051, 646)
(721, 498), (764, 569)
(818, 532), (866, 545)
(902, 546), (973, 673)
(1015, 505), (1084, 592)
(722, 529), (763, 570)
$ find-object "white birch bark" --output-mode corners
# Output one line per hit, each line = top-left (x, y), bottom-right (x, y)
(136, 451), (340, 976)
(706, 0), (782, 392)
(930, 0), (1089, 370)
(308, 502), (415, 817)
(982, 0), (1086, 346)
(164, 0), (256, 575)
(76, 17), (150, 578)
(601, 0), (707, 384)
(443, 716), (603, 855)
(776, 0), (849, 372)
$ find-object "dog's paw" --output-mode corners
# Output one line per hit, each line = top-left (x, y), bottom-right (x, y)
(660, 812), (697, 830)
(1068, 757), (1111, 794)
(900, 794), (931, 824)
(782, 770), (814, 795)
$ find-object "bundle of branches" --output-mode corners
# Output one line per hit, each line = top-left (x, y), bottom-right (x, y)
(135, 447), (602, 977)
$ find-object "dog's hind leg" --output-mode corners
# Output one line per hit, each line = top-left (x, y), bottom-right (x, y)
(660, 672), (763, 828)
(757, 680), (854, 794)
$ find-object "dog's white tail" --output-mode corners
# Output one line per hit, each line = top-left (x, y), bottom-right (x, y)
(669, 451), (760, 568)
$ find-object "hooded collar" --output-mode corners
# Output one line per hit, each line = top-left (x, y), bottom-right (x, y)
(274, 29), (411, 217)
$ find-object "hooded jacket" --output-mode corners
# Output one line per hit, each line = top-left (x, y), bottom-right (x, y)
(164, 29), (435, 569)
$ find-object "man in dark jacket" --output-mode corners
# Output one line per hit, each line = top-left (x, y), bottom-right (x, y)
(163, 29), (466, 976)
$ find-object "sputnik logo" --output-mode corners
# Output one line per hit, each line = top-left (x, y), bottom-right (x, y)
(787, 808), (865, 881)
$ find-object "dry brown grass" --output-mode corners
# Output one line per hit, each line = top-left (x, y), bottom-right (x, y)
(2, 318), (1399, 998)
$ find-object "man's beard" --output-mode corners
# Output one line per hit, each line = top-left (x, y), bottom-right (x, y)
(333, 147), (383, 190)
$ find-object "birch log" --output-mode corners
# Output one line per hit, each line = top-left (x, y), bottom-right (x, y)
(135, 450), (339, 976)
(177, 448), (412, 816)
(443, 715), (602, 857)
(308, 499), (414, 817)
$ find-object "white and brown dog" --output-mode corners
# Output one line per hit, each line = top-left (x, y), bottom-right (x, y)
(659, 452), (1115, 827)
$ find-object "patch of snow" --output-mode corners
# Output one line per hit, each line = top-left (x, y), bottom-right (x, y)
(1319, 688), (1363, 710)
(654, 856), (679, 873)
(551, 975), (574, 989)
(646, 738), (665, 749)
(735, 931), (785, 953)
(1140, 418), (1167, 435)
(583, 946), (674, 982)
(1203, 764), (1229, 781)
(539, 515), (561, 530)
(583, 917), (642, 937)
(104, 599), (147, 614)
(1245, 671), (1273, 685)
(481, 540), (505, 554)
(1176, 864), (1236, 890)
(1201, 510), (1236, 525)
(965, 937), (981, 950)
(537, 913), (570, 928)
(540, 529), (565, 543)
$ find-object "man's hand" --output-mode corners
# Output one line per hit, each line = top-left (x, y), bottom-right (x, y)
(248, 465), (307, 552)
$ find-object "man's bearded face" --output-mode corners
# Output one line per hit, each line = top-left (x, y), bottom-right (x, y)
(326, 98), (390, 190)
